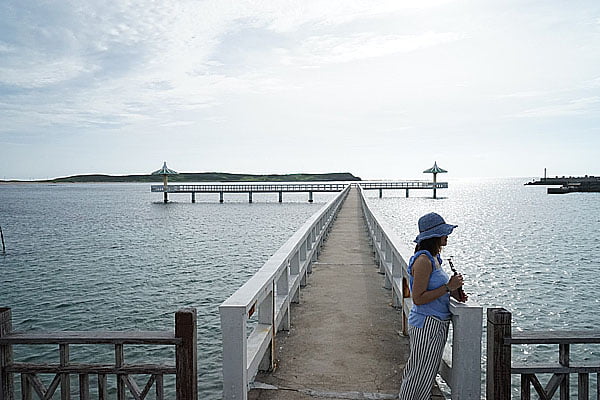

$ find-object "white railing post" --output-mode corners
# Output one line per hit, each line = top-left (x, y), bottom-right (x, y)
(258, 285), (275, 371)
(300, 240), (308, 284)
(276, 267), (290, 331)
(440, 301), (483, 400)
(290, 251), (300, 303)
(220, 305), (248, 400)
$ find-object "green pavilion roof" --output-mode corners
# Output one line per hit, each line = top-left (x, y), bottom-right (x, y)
(152, 162), (178, 175)
(423, 161), (447, 174)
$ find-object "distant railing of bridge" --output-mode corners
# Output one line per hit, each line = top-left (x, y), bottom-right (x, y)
(359, 181), (448, 190)
(150, 183), (348, 193)
(219, 185), (350, 400)
(357, 185), (483, 400)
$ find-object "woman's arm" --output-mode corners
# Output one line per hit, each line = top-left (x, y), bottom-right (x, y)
(411, 255), (464, 305)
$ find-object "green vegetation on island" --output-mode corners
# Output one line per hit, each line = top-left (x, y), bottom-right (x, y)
(3, 172), (361, 183)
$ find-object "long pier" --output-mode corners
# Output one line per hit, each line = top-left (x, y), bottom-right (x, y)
(150, 181), (448, 203)
(247, 187), (445, 399)
(220, 185), (482, 400)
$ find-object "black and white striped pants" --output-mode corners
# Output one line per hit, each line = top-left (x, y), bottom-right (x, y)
(399, 316), (450, 400)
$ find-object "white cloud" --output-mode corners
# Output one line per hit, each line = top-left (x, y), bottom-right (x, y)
(514, 97), (600, 118)
(282, 31), (464, 66)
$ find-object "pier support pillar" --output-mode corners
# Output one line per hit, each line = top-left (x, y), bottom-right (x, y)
(163, 175), (168, 203)
(219, 192), (224, 203)
(308, 192), (313, 203)
(379, 188), (382, 198)
(249, 192), (253, 203)
(405, 189), (409, 198)
(191, 192), (195, 203)
(278, 191), (282, 203)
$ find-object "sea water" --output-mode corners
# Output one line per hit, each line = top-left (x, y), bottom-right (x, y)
(1, 179), (599, 398)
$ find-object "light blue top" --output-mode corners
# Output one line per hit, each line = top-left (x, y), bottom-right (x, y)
(407, 250), (451, 328)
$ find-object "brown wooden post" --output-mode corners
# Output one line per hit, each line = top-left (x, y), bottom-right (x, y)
(97, 374), (107, 400)
(59, 344), (70, 400)
(560, 344), (570, 400)
(176, 308), (197, 400)
(115, 344), (125, 400)
(0, 308), (13, 400)
(487, 308), (512, 400)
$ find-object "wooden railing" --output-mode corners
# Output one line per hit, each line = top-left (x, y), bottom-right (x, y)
(219, 185), (350, 400)
(357, 185), (483, 400)
(487, 308), (600, 400)
(0, 308), (197, 400)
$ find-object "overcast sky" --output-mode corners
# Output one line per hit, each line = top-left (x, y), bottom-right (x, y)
(1, 0), (599, 180)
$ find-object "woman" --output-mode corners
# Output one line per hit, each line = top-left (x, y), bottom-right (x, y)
(399, 212), (467, 400)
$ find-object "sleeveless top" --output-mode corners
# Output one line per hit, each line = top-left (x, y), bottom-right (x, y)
(407, 250), (451, 328)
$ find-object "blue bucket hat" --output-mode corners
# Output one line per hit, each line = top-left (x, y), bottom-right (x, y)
(414, 212), (457, 244)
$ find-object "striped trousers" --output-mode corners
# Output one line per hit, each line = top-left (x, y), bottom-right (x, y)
(399, 316), (450, 400)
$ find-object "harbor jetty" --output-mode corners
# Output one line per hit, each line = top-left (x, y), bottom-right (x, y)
(526, 175), (600, 194)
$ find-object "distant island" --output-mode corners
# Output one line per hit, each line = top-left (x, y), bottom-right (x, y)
(2, 172), (361, 184)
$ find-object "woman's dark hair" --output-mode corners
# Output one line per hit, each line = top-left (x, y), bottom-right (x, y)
(414, 237), (442, 255)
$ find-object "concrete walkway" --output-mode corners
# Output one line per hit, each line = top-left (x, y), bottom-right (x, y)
(249, 188), (444, 400)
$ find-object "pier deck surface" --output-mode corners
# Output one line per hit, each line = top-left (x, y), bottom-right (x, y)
(250, 188), (443, 400)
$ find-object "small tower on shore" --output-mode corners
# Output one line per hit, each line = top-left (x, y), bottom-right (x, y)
(423, 161), (447, 199)
(152, 162), (178, 203)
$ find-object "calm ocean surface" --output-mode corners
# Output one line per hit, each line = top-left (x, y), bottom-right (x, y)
(1, 178), (598, 398)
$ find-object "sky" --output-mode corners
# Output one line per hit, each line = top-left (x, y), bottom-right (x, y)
(1, 0), (599, 180)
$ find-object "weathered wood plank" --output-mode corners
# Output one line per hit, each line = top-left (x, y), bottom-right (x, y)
(60, 344), (70, 400)
(175, 309), (197, 400)
(78, 374), (89, 400)
(512, 363), (600, 374)
(578, 373), (588, 400)
(139, 375), (156, 400)
(487, 308), (512, 400)
(529, 374), (551, 400)
(6, 363), (176, 374)
(155, 374), (164, 400)
(0, 308), (14, 400)
(21, 374), (32, 400)
(507, 331), (600, 344)
(123, 375), (142, 400)
(0, 331), (180, 345)
(27, 374), (47, 399)
(521, 375), (530, 400)
(545, 374), (564, 399)
(98, 374), (107, 400)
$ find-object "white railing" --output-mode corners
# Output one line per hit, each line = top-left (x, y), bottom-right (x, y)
(219, 185), (351, 400)
(359, 181), (448, 189)
(357, 185), (483, 400)
(151, 183), (348, 193)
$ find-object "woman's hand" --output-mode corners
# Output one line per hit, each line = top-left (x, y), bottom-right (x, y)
(447, 273), (463, 291)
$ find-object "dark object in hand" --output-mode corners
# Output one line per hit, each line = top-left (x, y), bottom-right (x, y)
(447, 258), (467, 302)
